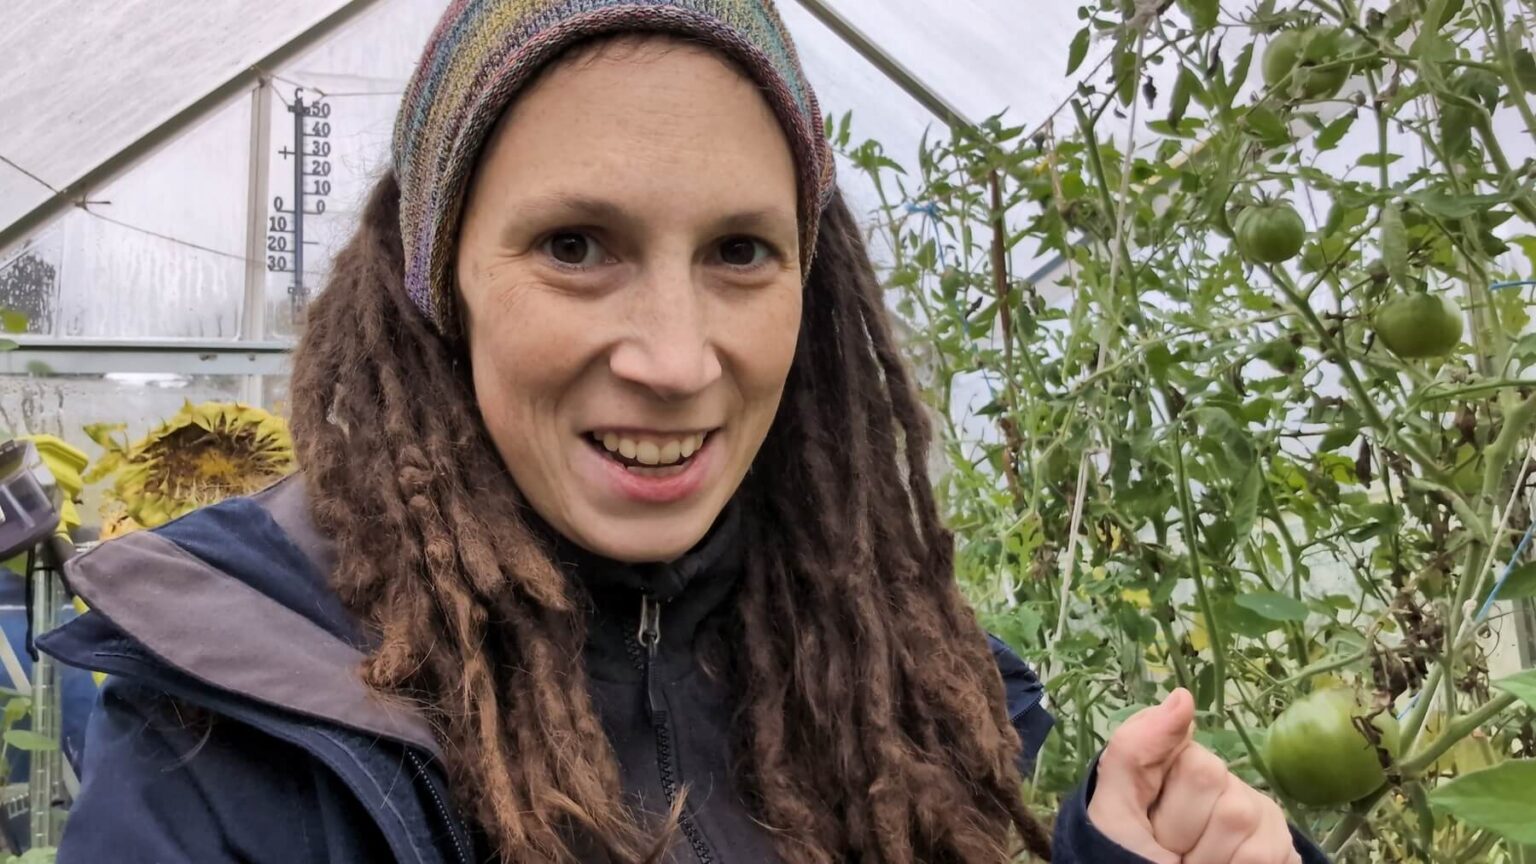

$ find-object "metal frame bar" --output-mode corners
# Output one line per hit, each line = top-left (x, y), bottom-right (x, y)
(242, 79), (277, 404)
(0, 0), (382, 254)
(0, 339), (291, 377)
(243, 79), (274, 344)
(790, 0), (975, 131)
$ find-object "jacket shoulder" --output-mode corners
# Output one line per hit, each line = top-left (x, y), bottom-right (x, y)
(984, 634), (1054, 772)
(60, 676), (392, 864)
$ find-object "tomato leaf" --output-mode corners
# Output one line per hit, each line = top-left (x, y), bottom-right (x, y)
(1114, 44), (1138, 107)
(1228, 43), (1255, 108)
(1177, 0), (1218, 32)
(2, 697), (28, 728)
(1494, 562), (1536, 601)
(1235, 591), (1309, 622)
(1492, 669), (1536, 711)
(1243, 105), (1291, 147)
(1066, 27), (1091, 76)
(1495, 289), (1531, 335)
(1429, 762), (1536, 844)
(1413, 0), (1453, 65)
(980, 605), (1043, 654)
(1169, 66), (1198, 130)
(1320, 426), (1360, 453)
(1412, 190), (1511, 220)
(1313, 110), (1357, 152)
(3, 730), (56, 752)
(1358, 153), (1402, 169)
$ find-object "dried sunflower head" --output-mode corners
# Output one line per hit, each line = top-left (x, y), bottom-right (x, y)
(85, 401), (295, 529)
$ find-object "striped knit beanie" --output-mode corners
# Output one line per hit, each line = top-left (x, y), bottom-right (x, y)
(392, 0), (838, 334)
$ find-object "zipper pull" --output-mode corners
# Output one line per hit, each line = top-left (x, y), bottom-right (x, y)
(637, 593), (662, 657)
(637, 594), (664, 722)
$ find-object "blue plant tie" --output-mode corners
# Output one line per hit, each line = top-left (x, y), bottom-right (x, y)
(904, 201), (951, 269)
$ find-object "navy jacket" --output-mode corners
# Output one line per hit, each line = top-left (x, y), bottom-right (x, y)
(38, 476), (1327, 862)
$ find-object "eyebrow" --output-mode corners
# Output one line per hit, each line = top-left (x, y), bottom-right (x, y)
(513, 192), (631, 226)
(504, 192), (797, 240)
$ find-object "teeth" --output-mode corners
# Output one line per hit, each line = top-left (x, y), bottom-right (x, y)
(636, 441), (661, 465)
(594, 431), (707, 467)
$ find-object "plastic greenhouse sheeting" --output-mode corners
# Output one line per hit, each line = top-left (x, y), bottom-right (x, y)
(0, 0), (1090, 250)
(0, 0), (360, 232)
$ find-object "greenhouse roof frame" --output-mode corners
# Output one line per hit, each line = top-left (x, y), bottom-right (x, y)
(0, 0), (1009, 379)
(0, 0), (382, 254)
(0, 0), (979, 254)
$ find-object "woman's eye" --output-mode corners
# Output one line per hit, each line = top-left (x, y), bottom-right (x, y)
(718, 237), (770, 268)
(543, 231), (606, 267)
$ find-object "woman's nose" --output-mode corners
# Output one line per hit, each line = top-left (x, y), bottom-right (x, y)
(607, 269), (723, 399)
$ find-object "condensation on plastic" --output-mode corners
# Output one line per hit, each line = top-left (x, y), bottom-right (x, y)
(52, 98), (251, 340)
(0, 373), (252, 521)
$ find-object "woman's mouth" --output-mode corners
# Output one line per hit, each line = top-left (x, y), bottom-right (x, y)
(586, 430), (712, 478)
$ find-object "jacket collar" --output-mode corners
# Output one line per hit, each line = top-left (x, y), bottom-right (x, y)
(42, 474), (747, 751)
(539, 500), (746, 681)
(42, 475), (442, 759)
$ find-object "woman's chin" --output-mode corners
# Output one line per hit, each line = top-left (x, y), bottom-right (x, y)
(570, 515), (714, 563)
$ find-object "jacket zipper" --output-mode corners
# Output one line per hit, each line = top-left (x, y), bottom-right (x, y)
(632, 593), (717, 864)
(406, 749), (471, 864)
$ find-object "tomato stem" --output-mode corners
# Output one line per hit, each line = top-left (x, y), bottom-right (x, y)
(1322, 786), (1388, 854)
(1399, 691), (1519, 776)
(1173, 428), (1226, 711)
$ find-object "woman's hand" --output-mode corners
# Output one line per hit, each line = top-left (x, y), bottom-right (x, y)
(1086, 689), (1301, 864)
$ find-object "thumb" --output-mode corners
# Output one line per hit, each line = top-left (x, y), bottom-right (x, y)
(1099, 688), (1196, 812)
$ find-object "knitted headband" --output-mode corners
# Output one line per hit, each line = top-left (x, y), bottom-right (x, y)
(392, 0), (838, 334)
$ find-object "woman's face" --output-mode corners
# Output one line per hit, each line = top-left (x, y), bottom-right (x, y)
(456, 38), (802, 563)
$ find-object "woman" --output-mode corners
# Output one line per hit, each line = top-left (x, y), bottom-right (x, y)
(42, 2), (1327, 862)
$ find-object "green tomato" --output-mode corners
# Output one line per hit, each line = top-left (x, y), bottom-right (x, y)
(1235, 202), (1307, 264)
(1374, 293), (1463, 359)
(1263, 29), (1349, 100)
(1265, 688), (1400, 807)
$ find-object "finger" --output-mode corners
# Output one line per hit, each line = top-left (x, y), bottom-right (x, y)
(1086, 797), (1182, 864)
(1149, 743), (1230, 854)
(1096, 688), (1197, 814)
(1183, 781), (1264, 864)
(1228, 791), (1300, 864)
(1261, 788), (1303, 864)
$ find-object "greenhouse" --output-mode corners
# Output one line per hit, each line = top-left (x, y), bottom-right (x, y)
(3, 0), (1536, 861)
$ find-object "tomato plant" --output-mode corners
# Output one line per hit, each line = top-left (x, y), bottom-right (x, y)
(832, 0), (1536, 860)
